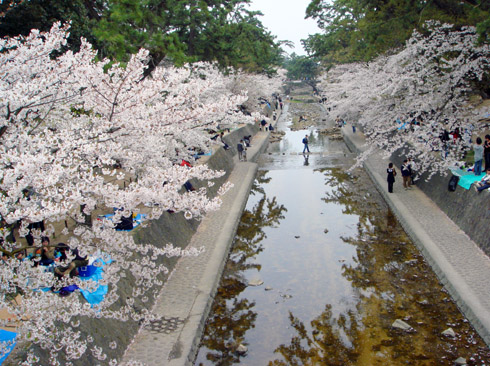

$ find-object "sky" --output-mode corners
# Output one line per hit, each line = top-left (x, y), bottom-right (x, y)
(247, 0), (322, 56)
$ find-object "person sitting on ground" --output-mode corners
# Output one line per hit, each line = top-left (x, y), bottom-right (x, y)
(473, 168), (490, 193)
(184, 181), (196, 192)
(37, 236), (56, 266)
(54, 243), (89, 278)
(243, 135), (251, 147)
(208, 128), (219, 140)
(219, 132), (230, 150)
(113, 207), (134, 231)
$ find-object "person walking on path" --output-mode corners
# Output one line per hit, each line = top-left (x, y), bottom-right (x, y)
(401, 159), (412, 190)
(473, 137), (484, 176)
(387, 163), (396, 193)
(237, 140), (245, 161)
(302, 135), (310, 154)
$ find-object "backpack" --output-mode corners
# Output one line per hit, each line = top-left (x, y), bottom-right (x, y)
(448, 175), (459, 191)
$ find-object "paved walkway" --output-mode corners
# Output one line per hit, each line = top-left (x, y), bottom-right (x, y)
(342, 125), (490, 347)
(122, 110), (282, 366)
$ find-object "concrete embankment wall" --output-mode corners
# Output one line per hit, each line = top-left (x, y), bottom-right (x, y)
(343, 134), (490, 254)
(389, 151), (490, 254)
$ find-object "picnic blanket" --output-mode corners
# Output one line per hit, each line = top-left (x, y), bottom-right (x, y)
(0, 329), (17, 365)
(449, 168), (485, 190)
(79, 258), (111, 306)
(35, 258), (111, 306)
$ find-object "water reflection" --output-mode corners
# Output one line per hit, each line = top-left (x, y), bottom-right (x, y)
(196, 170), (287, 365)
(268, 168), (490, 366)
(303, 155), (309, 166)
(196, 166), (490, 366)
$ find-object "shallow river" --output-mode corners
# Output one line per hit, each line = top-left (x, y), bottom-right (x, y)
(194, 98), (490, 365)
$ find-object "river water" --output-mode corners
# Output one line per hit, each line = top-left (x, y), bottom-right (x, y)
(194, 89), (490, 365)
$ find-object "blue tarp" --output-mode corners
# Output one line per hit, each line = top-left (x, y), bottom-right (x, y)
(79, 259), (110, 306)
(36, 258), (111, 306)
(2, 260), (111, 364)
(0, 329), (17, 365)
(450, 168), (485, 190)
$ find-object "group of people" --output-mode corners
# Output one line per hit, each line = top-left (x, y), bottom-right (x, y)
(237, 135), (253, 161)
(386, 142), (490, 194)
(237, 139), (247, 161)
(260, 119), (269, 131)
(386, 158), (416, 193)
(274, 97), (283, 110)
(474, 168), (490, 192)
(335, 118), (346, 128)
(3, 236), (89, 280)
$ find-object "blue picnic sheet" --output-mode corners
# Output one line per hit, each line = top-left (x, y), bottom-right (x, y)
(78, 258), (111, 306)
(450, 168), (485, 190)
(36, 258), (111, 306)
(0, 329), (17, 365)
(193, 150), (212, 159)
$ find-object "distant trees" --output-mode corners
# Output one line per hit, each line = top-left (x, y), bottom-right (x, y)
(283, 54), (319, 80)
(304, 0), (490, 64)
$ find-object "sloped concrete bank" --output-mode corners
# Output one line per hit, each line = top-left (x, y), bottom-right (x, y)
(8, 121), (266, 366)
(389, 150), (490, 253)
(342, 127), (490, 347)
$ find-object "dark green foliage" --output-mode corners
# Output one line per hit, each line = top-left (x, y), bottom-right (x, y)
(304, 0), (490, 64)
(0, 0), (103, 51)
(0, 0), (282, 75)
(93, 0), (282, 74)
(196, 10), (284, 75)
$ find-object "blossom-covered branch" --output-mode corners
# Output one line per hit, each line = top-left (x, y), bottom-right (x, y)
(0, 22), (282, 364)
(318, 22), (490, 177)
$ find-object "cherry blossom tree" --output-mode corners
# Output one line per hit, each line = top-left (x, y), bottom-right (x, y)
(227, 69), (287, 115)
(0, 23), (274, 364)
(318, 22), (490, 177)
